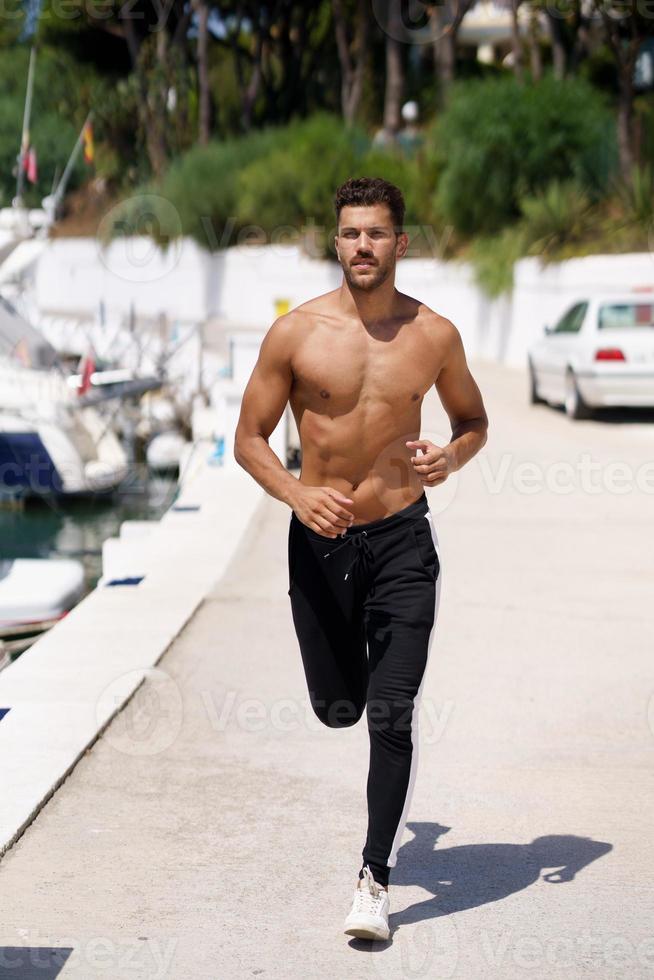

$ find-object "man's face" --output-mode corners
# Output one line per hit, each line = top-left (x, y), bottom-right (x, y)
(335, 203), (408, 293)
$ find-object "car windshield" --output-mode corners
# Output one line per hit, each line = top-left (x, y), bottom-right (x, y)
(598, 303), (654, 329)
(552, 302), (588, 333)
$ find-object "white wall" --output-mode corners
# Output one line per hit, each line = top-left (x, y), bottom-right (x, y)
(209, 244), (341, 326)
(35, 236), (211, 323)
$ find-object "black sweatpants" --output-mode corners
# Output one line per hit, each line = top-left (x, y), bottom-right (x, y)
(287, 490), (443, 887)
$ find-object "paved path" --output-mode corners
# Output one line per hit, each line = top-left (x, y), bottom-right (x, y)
(1, 360), (653, 979)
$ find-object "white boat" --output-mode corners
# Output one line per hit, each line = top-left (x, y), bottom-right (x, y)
(145, 429), (191, 472)
(0, 558), (85, 630)
(0, 557), (85, 667)
(0, 400), (129, 498)
(0, 296), (129, 500)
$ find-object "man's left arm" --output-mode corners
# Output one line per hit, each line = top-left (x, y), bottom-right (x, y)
(406, 321), (489, 486)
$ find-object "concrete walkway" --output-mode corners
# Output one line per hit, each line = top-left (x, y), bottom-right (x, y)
(1, 359), (653, 979)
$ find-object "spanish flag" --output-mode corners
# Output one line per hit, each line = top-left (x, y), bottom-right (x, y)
(83, 120), (94, 164)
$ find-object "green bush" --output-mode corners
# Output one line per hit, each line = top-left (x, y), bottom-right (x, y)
(518, 179), (597, 257)
(135, 113), (425, 257)
(236, 113), (366, 243)
(152, 116), (364, 250)
(102, 120), (349, 250)
(157, 127), (286, 249)
(612, 164), (654, 228)
(469, 225), (529, 297)
(431, 72), (618, 236)
(470, 178), (601, 295)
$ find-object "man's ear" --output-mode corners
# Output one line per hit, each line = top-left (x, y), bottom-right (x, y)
(396, 231), (409, 259)
(334, 234), (340, 260)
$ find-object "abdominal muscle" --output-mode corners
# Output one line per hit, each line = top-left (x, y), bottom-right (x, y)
(294, 405), (426, 525)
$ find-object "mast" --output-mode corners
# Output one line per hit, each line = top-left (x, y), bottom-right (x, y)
(15, 45), (37, 207)
(51, 110), (93, 216)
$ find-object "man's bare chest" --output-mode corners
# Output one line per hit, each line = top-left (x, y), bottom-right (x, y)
(290, 329), (442, 413)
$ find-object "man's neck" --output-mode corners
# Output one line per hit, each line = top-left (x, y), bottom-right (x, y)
(337, 276), (399, 328)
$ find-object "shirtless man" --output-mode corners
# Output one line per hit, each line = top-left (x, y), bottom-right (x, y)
(234, 176), (488, 941)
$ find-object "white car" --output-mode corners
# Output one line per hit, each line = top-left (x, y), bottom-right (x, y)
(528, 294), (654, 418)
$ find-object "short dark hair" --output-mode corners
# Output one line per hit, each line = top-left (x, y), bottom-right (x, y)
(334, 177), (405, 232)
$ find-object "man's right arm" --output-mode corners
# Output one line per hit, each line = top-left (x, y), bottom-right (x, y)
(233, 315), (301, 507)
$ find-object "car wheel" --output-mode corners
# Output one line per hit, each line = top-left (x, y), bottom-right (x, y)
(528, 359), (546, 405)
(564, 368), (592, 420)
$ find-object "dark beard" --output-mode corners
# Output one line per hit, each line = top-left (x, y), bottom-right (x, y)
(342, 258), (393, 292)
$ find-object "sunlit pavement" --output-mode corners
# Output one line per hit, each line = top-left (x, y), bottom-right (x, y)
(0, 358), (653, 979)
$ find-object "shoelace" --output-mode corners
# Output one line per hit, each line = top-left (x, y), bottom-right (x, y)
(323, 529), (374, 585)
(353, 866), (386, 914)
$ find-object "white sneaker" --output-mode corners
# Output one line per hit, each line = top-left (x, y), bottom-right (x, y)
(343, 865), (390, 941)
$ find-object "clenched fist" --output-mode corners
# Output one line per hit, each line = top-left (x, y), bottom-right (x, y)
(406, 439), (456, 487)
(289, 485), (355, 537)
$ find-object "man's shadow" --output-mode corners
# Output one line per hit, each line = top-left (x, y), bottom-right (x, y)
(389, 822), (612, 928)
